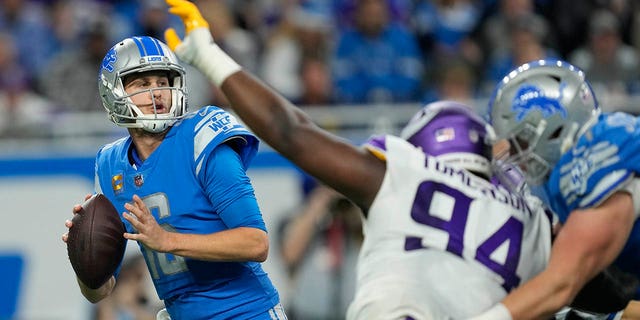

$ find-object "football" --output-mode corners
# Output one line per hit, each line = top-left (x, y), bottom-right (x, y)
(67, 193), (126, 289)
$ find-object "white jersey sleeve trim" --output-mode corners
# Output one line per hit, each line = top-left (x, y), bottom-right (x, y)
(579, 170), (633, 209)
(618, 177), (640, 220)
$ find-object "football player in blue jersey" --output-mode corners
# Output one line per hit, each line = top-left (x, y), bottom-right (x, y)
(471, 60), (640, 319)
(61, 35), (287, 319)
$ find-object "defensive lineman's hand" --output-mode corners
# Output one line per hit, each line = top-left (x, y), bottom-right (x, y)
(164, 0), (240, 86)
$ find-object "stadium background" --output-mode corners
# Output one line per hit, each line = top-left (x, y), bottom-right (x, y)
(2, 0), (640, 318)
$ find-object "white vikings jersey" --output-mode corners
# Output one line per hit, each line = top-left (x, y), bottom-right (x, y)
(347, 135), (553, 320)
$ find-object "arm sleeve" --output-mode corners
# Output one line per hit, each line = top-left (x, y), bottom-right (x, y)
(199, 143), (267, 231)
(569, 264), (638, 314)
(619, 177), (640, 220)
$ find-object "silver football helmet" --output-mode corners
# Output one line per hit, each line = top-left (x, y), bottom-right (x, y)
(488, 59), (600, 185)
(98, 36), (187, 133)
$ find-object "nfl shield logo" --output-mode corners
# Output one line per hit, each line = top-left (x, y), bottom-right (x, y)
(134, 174), (144, 187)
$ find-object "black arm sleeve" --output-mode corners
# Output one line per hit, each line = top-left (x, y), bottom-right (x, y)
(569, 265), (638, 313)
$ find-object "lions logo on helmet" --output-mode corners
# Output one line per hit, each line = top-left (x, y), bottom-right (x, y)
(512, 83), (568, 121)
(101, 48), (117, 74)
(98, 36), (188, 133)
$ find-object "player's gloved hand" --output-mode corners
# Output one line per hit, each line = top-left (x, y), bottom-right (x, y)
(164, 0), (240, 86)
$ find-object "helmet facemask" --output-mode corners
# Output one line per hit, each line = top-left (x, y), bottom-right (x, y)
(495, 120), (550, 186)
(110, 70), (187, 133)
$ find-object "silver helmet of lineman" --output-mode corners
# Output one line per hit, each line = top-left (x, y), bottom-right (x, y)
(98, 36), (187, 133)
(488, 59), (600, 185)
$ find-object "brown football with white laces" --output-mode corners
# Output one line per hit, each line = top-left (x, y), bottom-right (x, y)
(67, 193), (126, 289)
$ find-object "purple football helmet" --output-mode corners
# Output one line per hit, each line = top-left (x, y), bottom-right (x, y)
(400, 101), (495, 178)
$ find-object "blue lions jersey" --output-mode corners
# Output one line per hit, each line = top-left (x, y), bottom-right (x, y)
(94, 106), (280, 319)
(546, 112), (640, 284)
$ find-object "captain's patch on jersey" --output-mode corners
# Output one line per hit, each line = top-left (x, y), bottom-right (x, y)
(112, 173), (124, 194)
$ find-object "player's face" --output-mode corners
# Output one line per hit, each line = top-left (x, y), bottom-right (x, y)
(494, 137), (531, 164)
(492, 139), (510, 160)
(124, 72), (173, 115)
(495, 137), (530, 158)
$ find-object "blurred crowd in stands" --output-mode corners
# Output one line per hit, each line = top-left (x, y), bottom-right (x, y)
(4, 1), (640, 318)
(2, 0), (640, 138)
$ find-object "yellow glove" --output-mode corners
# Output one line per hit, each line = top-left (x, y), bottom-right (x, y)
(168, 0), (208, 33)
(164, 0), (208, 51)
(164, 0), (240, 86)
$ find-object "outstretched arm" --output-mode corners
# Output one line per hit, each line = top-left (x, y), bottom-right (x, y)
(220, 72), (384, 208)
(164, 0), (384, 209)
(473, 191), (635, 320)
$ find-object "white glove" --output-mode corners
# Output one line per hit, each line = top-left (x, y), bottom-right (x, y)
(164, 0), (241, 86)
